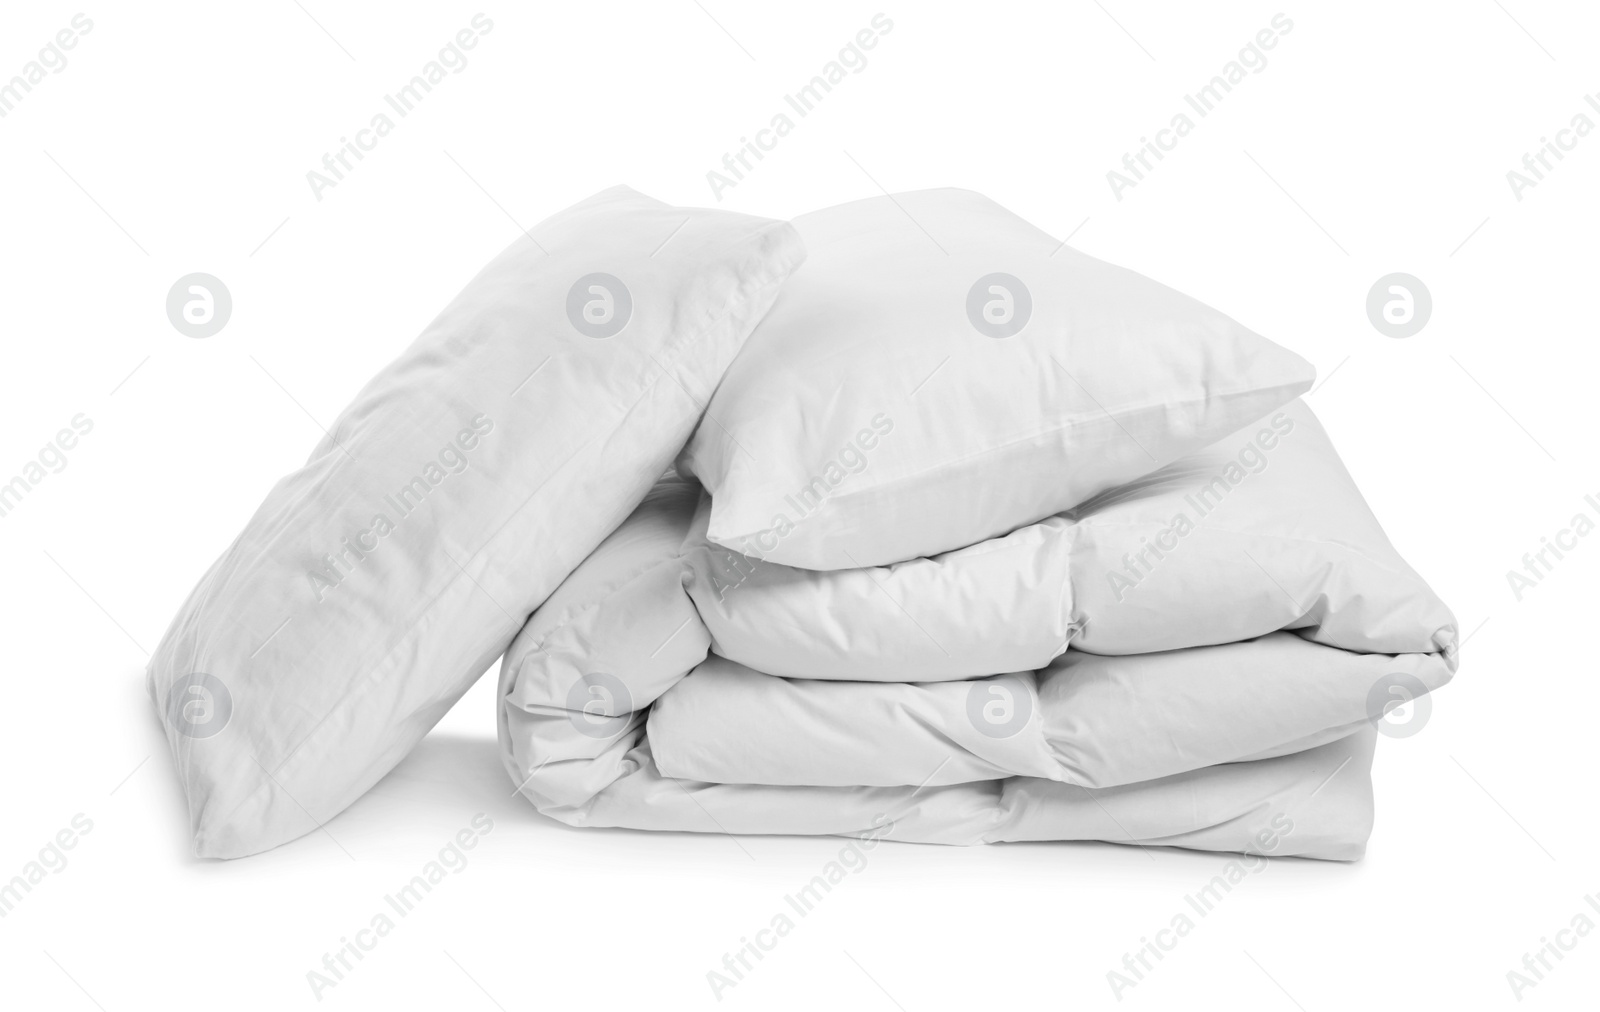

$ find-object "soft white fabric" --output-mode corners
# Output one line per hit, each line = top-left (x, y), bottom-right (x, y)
(547, 724), (1380, 861)
(147, 187), (804, 858)
(499, 402), (1454, 860)
(648, 635), (1445, 790)
(679, 187), (1316, 570)
(683, 400), (1455, 680)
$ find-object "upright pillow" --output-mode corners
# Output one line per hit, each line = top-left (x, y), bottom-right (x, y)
(147, 186), (804, 858)
(678, 188), (1315, 569)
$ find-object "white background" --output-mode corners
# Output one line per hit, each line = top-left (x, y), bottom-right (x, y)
(1, 1), (1595, 1009)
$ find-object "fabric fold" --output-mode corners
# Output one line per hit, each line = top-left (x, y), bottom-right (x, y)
(499, 400), (1454, 861)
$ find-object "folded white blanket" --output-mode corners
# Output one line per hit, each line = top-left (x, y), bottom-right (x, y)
(498, 400), (1454, 861)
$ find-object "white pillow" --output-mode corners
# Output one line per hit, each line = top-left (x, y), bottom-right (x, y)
(678, 188), (1315, 569)
(684, 400), (1457, 680)
(147, 187), (803, 858)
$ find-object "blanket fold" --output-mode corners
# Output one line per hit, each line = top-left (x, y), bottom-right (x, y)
(499, 399), (1454, 861)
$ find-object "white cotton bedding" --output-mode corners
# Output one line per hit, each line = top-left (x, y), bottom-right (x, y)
(683, 399), (1455, 679)
(498, 399), (1455, 861)
(679, 187), (1318, 570)
(648, 635), (1437, 790)
(551, 728), (1378, 860)
(145, 186), (805, 858)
